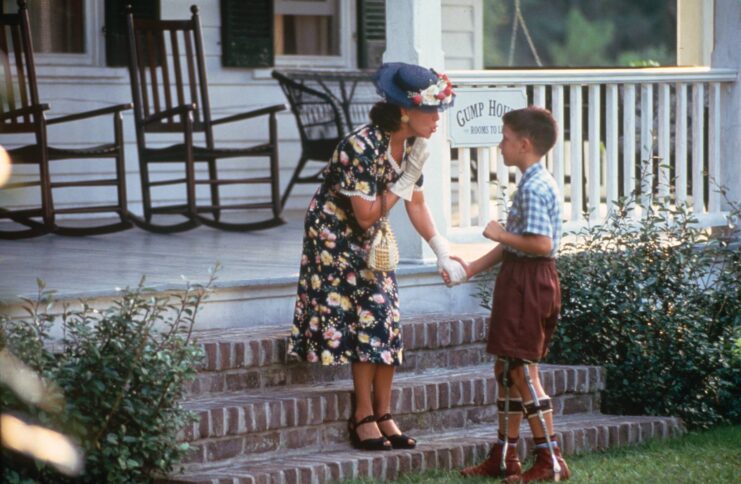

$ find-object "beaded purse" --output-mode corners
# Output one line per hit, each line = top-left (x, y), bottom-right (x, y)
(366, 192), (399, 272)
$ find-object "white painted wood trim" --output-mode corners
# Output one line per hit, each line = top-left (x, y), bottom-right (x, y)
(605, 84), (619, 211)
(623, 84), (637, 208)
(496, 149), (509, 222)
(458, 148), (471, 228)
(640, 83), (654, 210)
(569, 85), (583, 222)
(708, 82), (721, 212)
(476, 147), (490, 226)
(692, 82), (705, 212)
(675, 83), (688, 204)
(588, 85), (601, 222)
(449, 67), (736, 84)
(551, 85), (565, 199)
(657, 83), (671, 198)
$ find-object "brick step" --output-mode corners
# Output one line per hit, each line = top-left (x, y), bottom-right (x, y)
(180, 364), (605, 463)
(189, 314), (491, 396)
(160, 413), (685, 483)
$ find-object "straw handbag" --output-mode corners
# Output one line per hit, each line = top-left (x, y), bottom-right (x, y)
(366, 193), (399, 272)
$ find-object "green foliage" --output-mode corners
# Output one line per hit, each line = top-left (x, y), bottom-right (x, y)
(551, 196), (740, 429)
(483, 0), (676, 67)
(476, 194), (740, 429)
(618, 44), (673, 67)
(548, 8), (615, 66)
(0, 269), (218, 482)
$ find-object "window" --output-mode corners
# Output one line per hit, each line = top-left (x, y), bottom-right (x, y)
(274, 0), (339, 56)
(3, 0), (100, 65)
(273, 0), (354, 68)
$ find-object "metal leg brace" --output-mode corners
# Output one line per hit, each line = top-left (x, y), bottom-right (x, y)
(522, 363), (561, 480)
(500, 357), (511, 475)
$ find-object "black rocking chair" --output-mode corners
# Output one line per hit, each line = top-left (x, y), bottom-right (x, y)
(0, 0), (133, 239)
(126, 5), (286, 232)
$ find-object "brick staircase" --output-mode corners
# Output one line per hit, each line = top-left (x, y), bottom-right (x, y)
(161, 314), (685, 483)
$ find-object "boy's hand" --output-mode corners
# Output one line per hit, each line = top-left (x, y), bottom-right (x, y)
(450, 255), (471, 279)
(441, 256), (470, 287)
(483, 220), (506, 242)
(439, 257), (467, 287)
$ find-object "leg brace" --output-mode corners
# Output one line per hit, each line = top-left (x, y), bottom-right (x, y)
(522, 364), (562, 478)
(500, 358), (512, 475)
(496, 358), (525, 475)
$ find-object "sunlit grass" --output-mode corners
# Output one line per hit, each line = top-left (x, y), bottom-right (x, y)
(345, 425), (740, 483)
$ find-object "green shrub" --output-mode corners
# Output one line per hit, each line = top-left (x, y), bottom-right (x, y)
(0, 269), (216, 483)
(476, 196), (740, 429)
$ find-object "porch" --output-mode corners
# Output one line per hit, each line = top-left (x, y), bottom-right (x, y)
(0, 208), (489, 329)
(1, 61), (739, 326)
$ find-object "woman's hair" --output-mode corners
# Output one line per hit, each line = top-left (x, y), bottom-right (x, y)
(369, 101), (402, 132)
(502, 106), (558, 156)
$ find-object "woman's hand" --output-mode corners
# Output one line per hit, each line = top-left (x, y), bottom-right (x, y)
(390, 138), (429, 201)
(428, 235), (468, 286)
(405, 137), (430, 175)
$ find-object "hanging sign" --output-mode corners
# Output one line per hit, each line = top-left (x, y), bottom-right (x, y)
(447, 87), (527, 147)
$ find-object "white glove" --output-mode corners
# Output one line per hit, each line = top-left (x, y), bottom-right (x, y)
(428, 234), (468, 286)
(389, 137), (430, 201)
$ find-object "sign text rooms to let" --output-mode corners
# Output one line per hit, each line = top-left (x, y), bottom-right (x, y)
(447, 87), (527, 148)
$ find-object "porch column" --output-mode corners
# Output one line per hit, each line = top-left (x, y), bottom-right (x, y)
(711, 0), (741, 208)
(383, 0), (449, 263)
(677, 0), (714, 66)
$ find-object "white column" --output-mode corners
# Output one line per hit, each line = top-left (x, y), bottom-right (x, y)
(677, 0), (714, 66)
(711, 0), (741, 211)
(385, 0), (446, 262)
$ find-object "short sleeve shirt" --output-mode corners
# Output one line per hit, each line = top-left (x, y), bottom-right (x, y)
(504, 162), (562, 258)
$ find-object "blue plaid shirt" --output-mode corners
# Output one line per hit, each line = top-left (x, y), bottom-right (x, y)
(504, 162), (562, 258)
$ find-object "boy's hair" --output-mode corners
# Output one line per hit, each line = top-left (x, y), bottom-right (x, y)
(502, 106), (557, 156)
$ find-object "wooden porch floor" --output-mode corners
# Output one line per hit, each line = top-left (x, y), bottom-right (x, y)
(0, 211), (309, 301)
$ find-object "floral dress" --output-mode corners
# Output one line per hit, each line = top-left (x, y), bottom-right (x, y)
(287, 124), (422, 366)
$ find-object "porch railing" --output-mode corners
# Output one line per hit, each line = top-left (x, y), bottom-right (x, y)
(444, 67), (737, 241)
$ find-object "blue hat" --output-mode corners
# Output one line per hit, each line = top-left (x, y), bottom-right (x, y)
(373, 62), (455, 112)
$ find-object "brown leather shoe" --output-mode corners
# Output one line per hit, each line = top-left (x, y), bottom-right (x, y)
(505, 445), (570, 483)
(461, 442), (521, 478)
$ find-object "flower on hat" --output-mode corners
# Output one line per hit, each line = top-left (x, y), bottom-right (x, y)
(407, 73), (454, 108)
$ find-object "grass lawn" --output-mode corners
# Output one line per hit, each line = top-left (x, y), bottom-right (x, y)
(345, 425), (740, 483)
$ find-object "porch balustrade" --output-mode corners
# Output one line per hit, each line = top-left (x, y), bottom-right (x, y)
(442, 67), (737, 242)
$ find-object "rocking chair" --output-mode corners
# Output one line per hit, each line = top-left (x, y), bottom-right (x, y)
(0, 0), (133, 239)
(126, 5), (286, 232)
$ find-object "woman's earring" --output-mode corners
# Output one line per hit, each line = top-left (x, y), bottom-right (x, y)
(400, 114), (410, 123)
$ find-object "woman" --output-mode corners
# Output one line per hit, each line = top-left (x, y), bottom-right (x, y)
(287, 62), (467, 451)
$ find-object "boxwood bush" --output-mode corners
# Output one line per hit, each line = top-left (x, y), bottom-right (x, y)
(0, 269), (215, 483)
(477, 196), (740, 429)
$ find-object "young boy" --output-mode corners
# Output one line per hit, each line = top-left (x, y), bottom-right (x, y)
(451, 106), (570, 482)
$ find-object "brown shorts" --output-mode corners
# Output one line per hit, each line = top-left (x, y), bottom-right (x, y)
(487, 252), (561, 361)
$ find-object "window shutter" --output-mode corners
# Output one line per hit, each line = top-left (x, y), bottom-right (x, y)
(358, 0), (386, 69)
(221, 0), (274, 68)
(105, 0), (160, 67)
